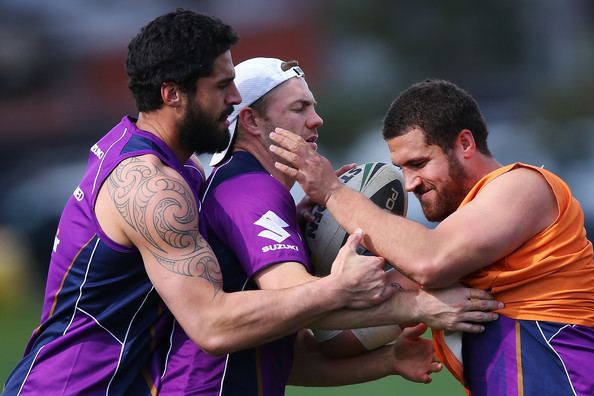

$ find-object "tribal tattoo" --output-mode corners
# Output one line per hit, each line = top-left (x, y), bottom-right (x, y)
(107, 157), (223, 295)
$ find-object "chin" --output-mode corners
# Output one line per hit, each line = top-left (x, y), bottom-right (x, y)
(422, 208), (442, 222)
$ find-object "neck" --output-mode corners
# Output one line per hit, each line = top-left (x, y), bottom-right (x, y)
(136, 111), (192, 163)
(233, 139), (295, 190)
(469, 155), (503, 186)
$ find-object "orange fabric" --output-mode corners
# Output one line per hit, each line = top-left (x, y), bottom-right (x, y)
(434, 162), (594, 392)
(461, 163), (594, 325)
(432, 329), (465, 384)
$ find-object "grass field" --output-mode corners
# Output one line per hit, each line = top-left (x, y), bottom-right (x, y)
(286, 373), (465, 396)
(1, 298), (42, 385)
(285, 347), (465, 396)
(1, 297), (465, 395)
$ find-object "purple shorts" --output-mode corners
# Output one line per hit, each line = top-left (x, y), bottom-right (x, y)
(463, 315), (594, 395)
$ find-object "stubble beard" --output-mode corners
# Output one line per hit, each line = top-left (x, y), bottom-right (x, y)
(421, 154), (470, 222)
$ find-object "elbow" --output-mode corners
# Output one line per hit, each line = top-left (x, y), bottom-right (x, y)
(412, 259), (456, 289)
(414, 270), (442, 289)
(183, 320), (237, 356)
(197, 334), (231, 356)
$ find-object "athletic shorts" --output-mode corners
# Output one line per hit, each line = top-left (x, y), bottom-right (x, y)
(463, 315), (594, 396)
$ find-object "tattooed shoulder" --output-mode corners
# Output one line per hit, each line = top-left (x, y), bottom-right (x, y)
(106, 156), (222, 292)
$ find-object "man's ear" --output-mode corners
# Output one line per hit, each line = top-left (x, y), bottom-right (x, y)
(237, 108), (262, 136)
(457, 129), (477, 158)
(161, 82), (183, 108)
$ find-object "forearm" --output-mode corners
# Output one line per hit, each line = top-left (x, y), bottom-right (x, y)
(326, 186), (455, 286)
(289, 331), (395, 386)
(310, 289), (420, 330)
(180, 276), (340, 355)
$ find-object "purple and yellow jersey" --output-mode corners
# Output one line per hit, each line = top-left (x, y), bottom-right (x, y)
(159, 151), (311, 396)
(3, 116), (205, 395)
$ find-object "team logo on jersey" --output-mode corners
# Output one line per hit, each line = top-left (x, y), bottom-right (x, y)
(254, 210), (291, 242)
(90, 144), (105, 159)
(254, 210), (299, 253)
(262, 243), (299, 253)
(53, 228), (60, 253)
(73, 186), (85, 201)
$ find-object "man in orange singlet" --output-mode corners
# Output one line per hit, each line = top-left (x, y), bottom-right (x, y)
(268, 79), (594, 396)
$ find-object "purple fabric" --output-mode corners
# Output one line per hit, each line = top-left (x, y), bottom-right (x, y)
(463, 316), (594, 395)
(4, 116), (204, 395)
(160, 152), (309, 396)
(208, 169), (310, 276)
(550, 324), (594, 395)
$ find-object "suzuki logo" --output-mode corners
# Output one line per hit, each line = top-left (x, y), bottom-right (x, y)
(254, 210), (291, 243)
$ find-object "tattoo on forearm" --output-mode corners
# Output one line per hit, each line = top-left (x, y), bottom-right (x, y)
(107, 157), (223, 295)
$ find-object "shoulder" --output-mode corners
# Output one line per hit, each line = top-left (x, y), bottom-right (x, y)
(105, 154), (198, 213)
(210, 170), (291, 208)
(472, 165), (557, 228)
(101, 154), (202, 247)
(483, 165), (555, 199)
(204, 166), (297, 229)
(113, 154), (189, 183)
(207, 154), (289, 203)
(97, 154), (199, 248)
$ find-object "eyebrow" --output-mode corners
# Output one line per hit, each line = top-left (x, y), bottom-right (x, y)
(216, 70), (235, 83)
(400, 156), (428, 168)
(291, 98), (317, 107)
(218, 76), (234, 84)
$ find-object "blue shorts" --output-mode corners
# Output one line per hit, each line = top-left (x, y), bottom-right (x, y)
(463, 316), (594, 395)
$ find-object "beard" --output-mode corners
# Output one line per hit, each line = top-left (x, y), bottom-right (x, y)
(178, 97), (233, 154)
(418, 153), (470, 222)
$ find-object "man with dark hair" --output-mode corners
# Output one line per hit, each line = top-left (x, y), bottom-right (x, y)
(160, 61), (502, 395)
(2, 11), (399, 395)
(270, 78), (594, 395)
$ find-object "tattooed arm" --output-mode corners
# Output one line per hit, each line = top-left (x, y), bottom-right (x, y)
(95, 155), (392, 354)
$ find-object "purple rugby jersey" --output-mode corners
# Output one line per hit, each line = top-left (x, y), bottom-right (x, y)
(159, 151), (311, 396)
(3, 116), (205, 396)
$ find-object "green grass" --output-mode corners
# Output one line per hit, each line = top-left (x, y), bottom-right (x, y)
(1, 299), (42, 384)
(286, 365), (465, 396)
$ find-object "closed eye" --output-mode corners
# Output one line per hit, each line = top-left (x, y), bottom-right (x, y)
(291, 103), (307, 113)
(217, 77), (234, 89)
(404, 159), (428, 170)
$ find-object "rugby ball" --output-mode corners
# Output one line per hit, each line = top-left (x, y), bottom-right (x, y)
(304, 162), (407, 276)
(305, 163), (408, 354)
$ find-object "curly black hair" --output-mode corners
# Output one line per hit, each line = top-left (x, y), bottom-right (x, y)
(383, 79), (491, 156)
(126, 9), (238, 112)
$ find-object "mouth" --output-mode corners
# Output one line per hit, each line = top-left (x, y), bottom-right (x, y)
(414, 187), (431, 201)
(220, 107), (234, 122)
(305, 135), (318, 151)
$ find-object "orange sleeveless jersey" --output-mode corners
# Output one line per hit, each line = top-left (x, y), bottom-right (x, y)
(434, 162), (594, 387)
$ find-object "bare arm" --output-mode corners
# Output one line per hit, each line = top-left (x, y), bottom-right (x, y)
(317, 283), (500, 332)
(96, 155), (391, 355)
(257, 262), (500, 333)
(288, 324), (441, 386)
(269, 128), (557, 287)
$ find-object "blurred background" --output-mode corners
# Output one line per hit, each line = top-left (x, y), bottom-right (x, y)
(1, 0), (592, 394)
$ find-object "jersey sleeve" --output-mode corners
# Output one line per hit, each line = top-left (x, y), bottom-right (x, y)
(203, 172), (311, 278)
